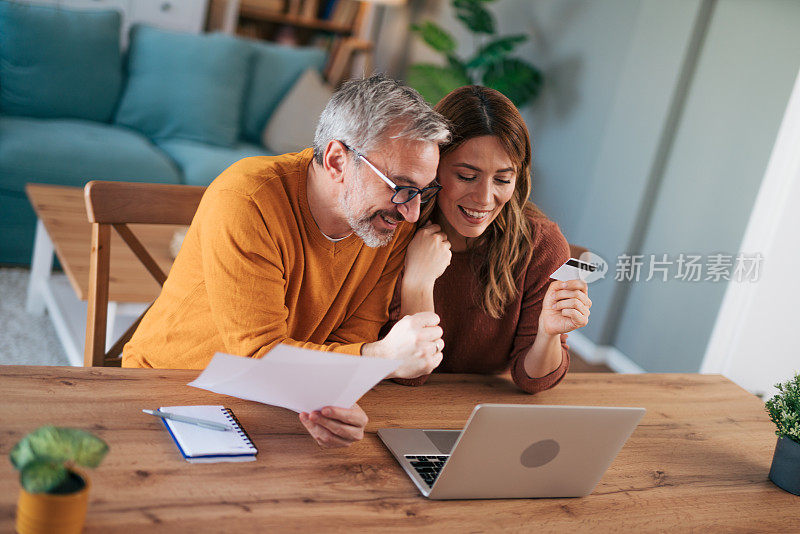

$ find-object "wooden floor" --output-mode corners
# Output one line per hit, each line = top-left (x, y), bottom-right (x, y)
(569, 350), (614, 372)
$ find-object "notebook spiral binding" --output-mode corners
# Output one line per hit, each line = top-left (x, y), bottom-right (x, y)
(223, 408), (257, 450)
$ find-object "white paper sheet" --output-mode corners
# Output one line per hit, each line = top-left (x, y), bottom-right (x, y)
(188, 345), (401, 413)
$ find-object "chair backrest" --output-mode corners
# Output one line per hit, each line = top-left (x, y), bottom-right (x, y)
(569, 243), (589, 260)
(83, 181), (206, 367)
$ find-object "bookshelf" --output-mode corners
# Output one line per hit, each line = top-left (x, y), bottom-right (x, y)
(211, 0), (373, 85)
(237, 9), (354, 34)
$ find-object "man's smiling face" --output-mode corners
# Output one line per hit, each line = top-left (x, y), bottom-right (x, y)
(339, 136), (440, 247)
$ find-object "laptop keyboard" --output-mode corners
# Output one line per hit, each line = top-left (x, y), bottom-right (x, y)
(405, 455), (450, 487)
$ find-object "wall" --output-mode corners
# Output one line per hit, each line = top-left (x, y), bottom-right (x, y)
(376, 0), (800, 377)
(703, 67), (800, 399)
(525, 1), (640, 241)
(546, 0), (704, 348)
(613, 0), (800, 372)
(380, 0), (642, 240)
(725, 159), (800, 397)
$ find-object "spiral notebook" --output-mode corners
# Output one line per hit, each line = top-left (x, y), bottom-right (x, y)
(160, 405), (258, 463)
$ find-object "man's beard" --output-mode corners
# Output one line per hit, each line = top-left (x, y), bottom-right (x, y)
(339, 178), (400, 248)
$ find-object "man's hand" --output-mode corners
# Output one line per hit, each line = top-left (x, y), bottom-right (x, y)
(364, 311), (444, 379)
(299, 403), (368, 449)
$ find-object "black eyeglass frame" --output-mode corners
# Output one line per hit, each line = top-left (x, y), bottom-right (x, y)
(338, 141), (441, 205)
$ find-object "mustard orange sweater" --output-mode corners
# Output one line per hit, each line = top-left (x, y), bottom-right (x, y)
(123, 149), (413, 369)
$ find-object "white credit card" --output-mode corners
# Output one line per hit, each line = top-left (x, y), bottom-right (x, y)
(550, 257), (600, 283)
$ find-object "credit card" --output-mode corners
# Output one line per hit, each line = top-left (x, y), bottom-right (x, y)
(550, 258), (599, 283)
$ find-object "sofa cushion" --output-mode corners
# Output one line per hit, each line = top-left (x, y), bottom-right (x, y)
(115, 25), (252, 148)
(0, 116), (181, 194)
(241, 40), (327, 144)
(157, 139), (273, 186)
(0, 194), (48, 265)
(263, 68), (333, 155)
(0, 0), (123, 122)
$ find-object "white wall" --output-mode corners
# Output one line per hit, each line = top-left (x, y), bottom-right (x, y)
(720, 165), (800, 398)
(566, 0), (704, 347)
(522, 0), (641, 241)
(613, 0), (800, 373)
(381, 0), (643, 241)
(375, 0), (800, 385)
(703, 67), (800, 398)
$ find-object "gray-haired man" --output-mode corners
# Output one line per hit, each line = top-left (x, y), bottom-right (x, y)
(123, 74), (451, 448)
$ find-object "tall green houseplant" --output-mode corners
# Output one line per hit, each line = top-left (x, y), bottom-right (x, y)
(408, 0), (543, 108)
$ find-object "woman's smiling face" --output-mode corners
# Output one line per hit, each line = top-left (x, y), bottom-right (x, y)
(436, 135), (517, 248)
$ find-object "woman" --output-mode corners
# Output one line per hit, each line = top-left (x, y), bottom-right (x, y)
(385, 85), (591, 394)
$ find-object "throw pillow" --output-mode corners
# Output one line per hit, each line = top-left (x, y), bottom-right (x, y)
(262, 68), (333, 154)
(241, 39), (327, 144)
(0, 0), (123, 122)
(115, 25), (252, 147)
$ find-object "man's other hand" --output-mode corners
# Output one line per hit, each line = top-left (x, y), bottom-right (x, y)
(370, 311), (443, 379)
(299, 403), (368, 448)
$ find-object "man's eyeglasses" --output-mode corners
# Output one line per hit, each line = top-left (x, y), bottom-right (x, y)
(340, 142), (441, 205)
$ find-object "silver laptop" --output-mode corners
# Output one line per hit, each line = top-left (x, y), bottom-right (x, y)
(378, 404), (645, 499)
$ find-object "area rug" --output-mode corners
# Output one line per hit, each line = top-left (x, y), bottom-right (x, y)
(0, 267), (70, 365)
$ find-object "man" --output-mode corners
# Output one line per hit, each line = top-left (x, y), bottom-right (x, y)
(123, 75), (451, 448)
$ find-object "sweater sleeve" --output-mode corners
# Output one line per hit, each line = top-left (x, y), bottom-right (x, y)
(325, 227), (414, 348)
(380, 269), (403, 337)
(509, 218), (572, 394)
(379, 269), (434, 387)
(199, 188), (365, 357)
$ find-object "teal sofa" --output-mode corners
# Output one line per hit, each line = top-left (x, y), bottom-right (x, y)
(0, 0), (326, 265)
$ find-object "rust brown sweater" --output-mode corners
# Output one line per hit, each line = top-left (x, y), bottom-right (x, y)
(384, 215), (571, 394)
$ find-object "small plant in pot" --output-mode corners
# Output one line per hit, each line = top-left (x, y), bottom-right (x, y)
(765, 372), (800, 496)
(10, 426), (109, 534)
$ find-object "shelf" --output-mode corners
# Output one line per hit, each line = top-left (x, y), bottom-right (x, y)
(238, 6), (354, 34)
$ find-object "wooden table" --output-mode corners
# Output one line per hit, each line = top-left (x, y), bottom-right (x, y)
(24, 184), (184, 365)
(1, 368), (796, 532)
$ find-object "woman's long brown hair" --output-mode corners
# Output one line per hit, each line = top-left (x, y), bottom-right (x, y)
(431, 86), (541, 319)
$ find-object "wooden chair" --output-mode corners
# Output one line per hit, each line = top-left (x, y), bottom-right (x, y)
(569, 243), (589, 260)
(83, 181), (206, 367)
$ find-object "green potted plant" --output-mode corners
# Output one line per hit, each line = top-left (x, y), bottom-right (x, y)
(407, 0), (543, 108)
(765, 373), (800, 496)
(10, 426), (109, 534)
